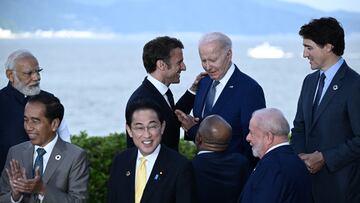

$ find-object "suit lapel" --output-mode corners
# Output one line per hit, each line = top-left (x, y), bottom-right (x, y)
(143, 78), (173, 112)
(211, 67), (239, 113)
(42, 139), (65, 184)
(141, 147), (168, 202)
(125, 149), (137, 203)
(311, 63), (347, 128)
(195, 77), (212, 118)
(22, 143), (34, 178)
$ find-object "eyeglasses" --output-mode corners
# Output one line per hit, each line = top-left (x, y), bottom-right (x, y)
(131, 124), (161, 136)
(14, 68), (43, 78)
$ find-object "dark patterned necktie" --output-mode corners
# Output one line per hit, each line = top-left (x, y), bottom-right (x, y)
(203, 80), (220, 117)
(33, 148), (46, 177)
(312, 73), (326, 118)
(165, 89), (175, 109)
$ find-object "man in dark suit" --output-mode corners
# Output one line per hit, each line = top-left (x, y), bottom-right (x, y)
(0, 49), (71, 172)
(108, 98), (196, 203)
(240, 108), (311, 203)
(0, 94), (89, 203)
(291, 17), (360, 203)
(126, 36), (205, 151)
(192, 115), (249, 203)
(175, 32), (266, 169)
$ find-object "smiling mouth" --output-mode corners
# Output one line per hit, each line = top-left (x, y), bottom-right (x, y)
(142, 140), (153, 145)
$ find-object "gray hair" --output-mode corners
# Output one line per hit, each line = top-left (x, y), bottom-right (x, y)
(252, 108), (290, 136)
(4, 49), (36, 70)
(199, 32), (232, 51)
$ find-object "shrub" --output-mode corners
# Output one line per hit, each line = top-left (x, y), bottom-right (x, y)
(71, 132), (196, 203)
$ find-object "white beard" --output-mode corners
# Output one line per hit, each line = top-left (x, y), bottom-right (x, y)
(13, 74), (41, 96)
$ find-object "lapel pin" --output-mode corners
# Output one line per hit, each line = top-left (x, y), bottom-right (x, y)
(55, 154), (61, 160)
(126, 171), (131, 176)
(154, 174), (159, 180)
(333, 85), (338, 91)
(229, 86), (234, 88)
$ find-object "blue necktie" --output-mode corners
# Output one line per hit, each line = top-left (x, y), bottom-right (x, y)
(203, 80), (220, 117)
(33, 148), (46, 177)
(312, 73), (326, 119)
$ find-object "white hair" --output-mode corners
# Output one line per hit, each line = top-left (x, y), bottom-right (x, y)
(252, 108), (290, 136)
(199, 32), (232, 51)
(4, 49), (36, 70)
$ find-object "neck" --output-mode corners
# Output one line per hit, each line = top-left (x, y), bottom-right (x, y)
(321, 55), (341, 71)
(150, 72), (169, 86)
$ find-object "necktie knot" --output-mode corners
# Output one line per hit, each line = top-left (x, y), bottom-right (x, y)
(36, 148), (46, 157)
(213, 80), (220, 88)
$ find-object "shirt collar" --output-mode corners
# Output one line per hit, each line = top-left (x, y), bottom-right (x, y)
(265, 142), (289, 155)
(137, 144), (161, 161)
(321, 57), (344, 79)
(218, 63), (235, 85)
(147, 74), (169, 95)
(34, 134), (58, 155)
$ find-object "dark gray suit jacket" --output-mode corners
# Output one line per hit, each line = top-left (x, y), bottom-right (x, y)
(0, 138), (89, 203)
(291, 61), (360, 202)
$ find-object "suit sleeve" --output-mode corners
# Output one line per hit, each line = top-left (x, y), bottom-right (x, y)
(322, 78), (360, 172)
(0, 148), (15, 203)
(291, 76), (308, 154)
(43, 150), (89, 203)
(176, 161), (197, 203)
(245, 164), (289, 203)
(175, 90), (195, 114)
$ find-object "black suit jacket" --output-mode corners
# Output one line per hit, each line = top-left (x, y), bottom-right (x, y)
(126, 77), (194, 151)
(0, 82), (53, 172)
(239, 145), (312, 203)
(192, 151), (249, 203)
(291, 61), (360, 202)
(107, 145), (196, 203)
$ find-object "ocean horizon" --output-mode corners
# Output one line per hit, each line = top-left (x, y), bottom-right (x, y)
(1, 34), (359, 136)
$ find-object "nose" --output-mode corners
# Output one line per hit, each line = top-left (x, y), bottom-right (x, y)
(303, 49), (308, 58)
(181, 62), (186, 71)
(246, 133), (251, 143)
(32, 71), (41, 81)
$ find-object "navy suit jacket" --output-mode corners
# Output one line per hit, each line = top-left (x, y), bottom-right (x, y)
(186, 65), (266, 168)
(126, 77), (194, 151)
(239, 145), (312, 203)
(107, 145), (196, 203)
(192, 151), (249, 203)
(0, 82), (53, 172)
(291, 61), (360, 202)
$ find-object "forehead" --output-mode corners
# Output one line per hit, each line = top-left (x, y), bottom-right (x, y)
(168, 48), (183, 60)
(131, 109), (160, 124)
(15, 56), (39, 70)
(25, 102), (46, 118)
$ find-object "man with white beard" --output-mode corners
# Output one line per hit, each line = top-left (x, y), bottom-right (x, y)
(0, 49), (70, 172)
(239, 108), (311, 203)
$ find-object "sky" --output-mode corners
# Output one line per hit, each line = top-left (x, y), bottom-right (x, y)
(280, 0), (360, 12)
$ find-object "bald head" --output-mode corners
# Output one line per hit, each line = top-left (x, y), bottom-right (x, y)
(196, 115), (232, 152)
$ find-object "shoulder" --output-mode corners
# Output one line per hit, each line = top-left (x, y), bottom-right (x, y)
(9, 141), (32, 151)
(160, 146), (190, 165)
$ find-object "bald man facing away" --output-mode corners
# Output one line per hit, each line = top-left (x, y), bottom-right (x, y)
(192, 115), (249, 203)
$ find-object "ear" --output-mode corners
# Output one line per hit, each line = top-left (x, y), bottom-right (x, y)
(156, 59), (167, 71)
(324, 43), (334, 53)
(265, 131), (275, 145)
(160, 121), (166, 135)
(195, 133), (202, 146)
(51, 118), (60, 132)
(6, 69), (15, 83)
(126, 124), (133, 138)
(226, 48), (232, 58)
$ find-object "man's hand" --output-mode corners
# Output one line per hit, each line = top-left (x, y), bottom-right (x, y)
(175, 109), (199, 131)
(5, 159), (23, 201)
(190, 72), (207, 92)
(12, 167), (46, 195)
(299, 151), (325, 174)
